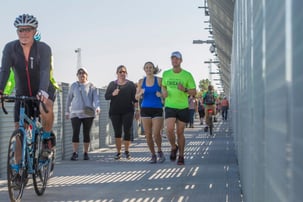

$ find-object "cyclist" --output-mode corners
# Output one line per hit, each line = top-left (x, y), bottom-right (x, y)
(0, 14), (57, 165)
(202, 85), (218, 132)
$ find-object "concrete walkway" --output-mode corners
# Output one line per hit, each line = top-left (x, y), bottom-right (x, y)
(0, 117), (243, 202)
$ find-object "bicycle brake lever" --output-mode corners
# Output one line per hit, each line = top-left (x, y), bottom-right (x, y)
(1, 97), (8, 114)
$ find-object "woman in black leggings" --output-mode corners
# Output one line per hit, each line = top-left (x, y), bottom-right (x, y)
(105, 65), (139, 160)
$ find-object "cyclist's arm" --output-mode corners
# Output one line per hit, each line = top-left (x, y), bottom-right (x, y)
(0, 43), (14, 92)
(38, 42), (52, 93)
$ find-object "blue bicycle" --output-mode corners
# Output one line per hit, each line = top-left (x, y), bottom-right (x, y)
(1, 95), (55, 202)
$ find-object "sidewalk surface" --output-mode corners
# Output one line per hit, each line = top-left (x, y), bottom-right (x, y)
(0, 117), (243, 202)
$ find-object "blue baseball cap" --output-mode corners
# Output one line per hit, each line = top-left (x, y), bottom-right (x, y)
(171, 51), (182, 59)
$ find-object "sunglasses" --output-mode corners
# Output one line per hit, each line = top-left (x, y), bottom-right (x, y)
(118, 71), (127, 74)
(17, 27), (34, 33)
(78, 71), (86, 75)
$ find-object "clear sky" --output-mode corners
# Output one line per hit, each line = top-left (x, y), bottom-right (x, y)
(0, 0), (219, 89)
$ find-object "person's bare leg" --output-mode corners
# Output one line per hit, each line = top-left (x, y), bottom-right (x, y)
(40, 100), (54, 132)
(115, 138), (122, 153)
(124, 140), (130, 152)
(176, 120), (186, 157)
(83, 143), (90, 153)
(166, 118), (177, 150)
(143, 118), (155, 155)
(153, 118), (164, 152)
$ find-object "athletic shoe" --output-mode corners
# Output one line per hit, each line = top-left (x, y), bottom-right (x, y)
(125, 151), (131, 159)
(114, 153), (121, 160)
(170, 145), (178, 161)
(177, 156), (184, 165)
(83, 152), (90, 160)
(157, 151), (166, 163)
(70, 152), (78, 161)
(149, 154), (157, 164)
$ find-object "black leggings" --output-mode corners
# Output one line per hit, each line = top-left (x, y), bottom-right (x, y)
(110, 112), (134, 141)
(71, 117), (94, 143)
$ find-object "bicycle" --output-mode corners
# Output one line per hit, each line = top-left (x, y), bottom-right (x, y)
(1, 95), (55, 202)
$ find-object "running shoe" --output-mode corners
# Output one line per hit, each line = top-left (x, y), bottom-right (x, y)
(149, 154), (157, 164)
(83, 152), (90, 160)
(114, 153), (121, 160)
(125, 151), (131, 159)
(157, 151), (166, 163)
(177, 156), (184, 165)
(70, 152), (78, 161)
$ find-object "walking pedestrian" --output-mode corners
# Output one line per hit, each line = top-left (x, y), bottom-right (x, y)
(188, 95), (197, 128)
(221, 96), (229, 120)
(162, 51), (196, 165)
(105, 65), (139, 160)
(197, 97), (205, 125)
(65, 67), (101, 160)
(136, 61), (165, 164)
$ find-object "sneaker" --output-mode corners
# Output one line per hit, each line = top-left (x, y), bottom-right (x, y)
(125, 151), (131, 159)
(204, 126), (208, 132)
(114, 153), (121, 160)
(149, 154), (157, 164)
(170, 145), (178, 161)
(70, 152), (78, 161)
(157, 151), (166, 163)
(83, 152), (90, 160)
(177, 156), (184, 165)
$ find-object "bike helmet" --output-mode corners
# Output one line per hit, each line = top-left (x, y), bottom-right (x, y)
(14, 14), (38, 28)
(34, 31), (41, 41)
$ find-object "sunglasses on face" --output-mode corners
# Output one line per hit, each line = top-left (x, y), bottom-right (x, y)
(118, 71), (127, 74)
(17, 27), (34, 33)
(78, 71), (86, 75)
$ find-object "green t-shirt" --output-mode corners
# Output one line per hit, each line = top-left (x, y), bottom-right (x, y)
(202, 90), (218, 106)
(162, 68), (196, 109)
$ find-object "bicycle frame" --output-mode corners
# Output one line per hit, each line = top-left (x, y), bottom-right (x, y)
(19, 101), (40, 174)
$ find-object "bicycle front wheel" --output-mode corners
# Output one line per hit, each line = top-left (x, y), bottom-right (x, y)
(32, 131), (49, 196)
(7, 130), (26, 202)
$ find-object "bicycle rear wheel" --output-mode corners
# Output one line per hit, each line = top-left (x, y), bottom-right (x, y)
(32, 131), (49, 196)
(7, 130), (26, 202)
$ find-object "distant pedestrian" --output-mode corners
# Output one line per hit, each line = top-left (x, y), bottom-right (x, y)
(197, 97), (205, 125)
(105, 65), (139, 160)
(203, 85), (218, 132)
(221, 96), (229, 120)
(66, 67), (101, 160)
(136, 61), (165, 164)
(188, 95), (197, 128)
(162, 51), (197, 165)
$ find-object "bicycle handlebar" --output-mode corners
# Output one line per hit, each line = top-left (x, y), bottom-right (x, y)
(1, 95), (49, 114)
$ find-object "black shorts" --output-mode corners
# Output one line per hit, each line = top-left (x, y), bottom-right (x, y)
(165, 107), (189, 123)
(140, 107), (163, 118)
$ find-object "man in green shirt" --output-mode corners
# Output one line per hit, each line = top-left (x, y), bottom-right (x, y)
(162, 51), (196, 165)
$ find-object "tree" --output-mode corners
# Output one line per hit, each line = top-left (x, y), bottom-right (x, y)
(198, 79), (211, 91)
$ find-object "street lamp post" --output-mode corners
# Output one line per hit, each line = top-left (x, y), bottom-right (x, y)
(75, 48), (82, 69)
